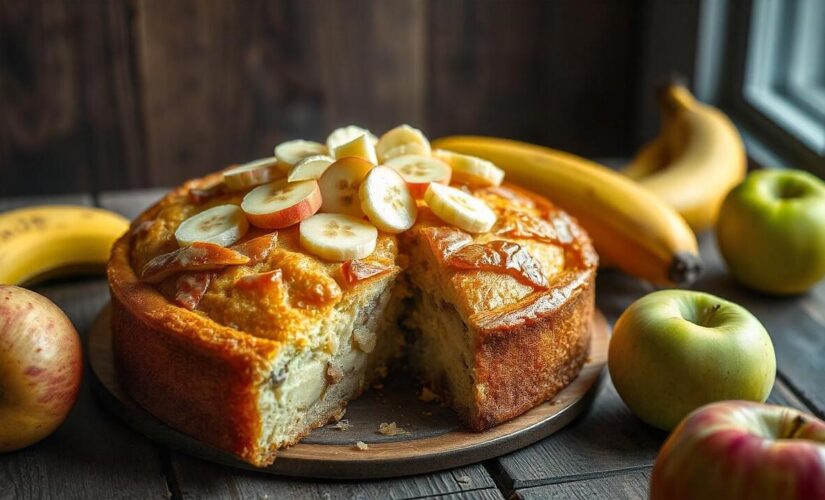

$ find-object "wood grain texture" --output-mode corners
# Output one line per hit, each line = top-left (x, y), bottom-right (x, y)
(0, 278), (170, 500)
(0, 0), (145, 196)
(514, 468), (651, 500)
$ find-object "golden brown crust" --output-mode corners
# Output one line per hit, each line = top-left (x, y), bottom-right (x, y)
(108, 169), (597, 466)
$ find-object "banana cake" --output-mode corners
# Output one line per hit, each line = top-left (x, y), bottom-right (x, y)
(107, 125), (598, 466)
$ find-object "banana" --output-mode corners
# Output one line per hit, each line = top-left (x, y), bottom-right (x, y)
(0, 205), (129, 285)
(300, 213), (377, 261)
(431, 135), (701, 285)
(359, 166), (418, 234)
(623, 84), (746, 231)
(425, 183), (497, 234)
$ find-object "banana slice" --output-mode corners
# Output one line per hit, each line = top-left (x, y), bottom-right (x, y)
(287, 155), (335, 182)
(300, 213), (378, 261)
(425, 183), (497, 234)
(223, 157), (280, 190)
(433, 149), (504, 187)
(333, 134), (378, 164)
(358, 166), (417, 233)
(384, 154), (452, 198)
(326, 125), (378, 152)
(175, 204), (249, 247)
(318, 157), (374, 216)
(375, 124), (431, 162)
(274, 140), (327, 172)
(241, 179), (322, 229)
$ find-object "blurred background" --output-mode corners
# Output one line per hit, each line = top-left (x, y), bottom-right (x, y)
(1, 0), (822, 196)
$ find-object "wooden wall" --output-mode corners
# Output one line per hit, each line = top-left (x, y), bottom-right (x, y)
(0, 0), (700, 196)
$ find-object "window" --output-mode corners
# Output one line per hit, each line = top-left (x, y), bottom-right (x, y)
(695, 0), (825, 174)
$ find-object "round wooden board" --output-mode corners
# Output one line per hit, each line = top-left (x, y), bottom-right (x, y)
(88, 305), (609, 479)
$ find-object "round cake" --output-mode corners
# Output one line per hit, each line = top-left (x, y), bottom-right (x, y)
(107, 125), (598, 466)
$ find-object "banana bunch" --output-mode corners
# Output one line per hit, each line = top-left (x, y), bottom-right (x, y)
(0, 206), (129, 285)
(623, 83), (746, 232)
(432, 136), (701, 286)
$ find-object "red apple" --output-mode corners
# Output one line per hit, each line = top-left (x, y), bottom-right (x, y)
(651, 400), (825, 500)
(0, 285), (82, 452)
(241, 179), (322, 229)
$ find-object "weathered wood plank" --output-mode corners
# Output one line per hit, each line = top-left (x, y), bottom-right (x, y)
(0, 0), (145, 196)
(170, 455), (498, 500)
(0, 278), (170, 499)
(515, 468), (651, 500)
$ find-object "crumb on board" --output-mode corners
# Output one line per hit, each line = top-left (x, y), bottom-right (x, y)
(419, 386), (437, 403)
(372, 383), (384, 390)
(331, 419), (351, 431)
(355, 441), (369, 451)
(423, 411), (433, 416)
(378, 422), (407, 436)
(456, 475), (471, 485)
(377, 365), (388, 378)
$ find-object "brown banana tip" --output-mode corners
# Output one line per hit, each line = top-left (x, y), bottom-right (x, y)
(668, 251), (703, 285)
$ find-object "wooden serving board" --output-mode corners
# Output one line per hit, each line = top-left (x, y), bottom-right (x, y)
(88, 305), (609, 479)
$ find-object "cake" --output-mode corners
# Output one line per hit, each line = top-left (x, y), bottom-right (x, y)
(107, 125), (598, 466)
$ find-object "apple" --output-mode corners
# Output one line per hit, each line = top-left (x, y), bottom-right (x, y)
(716, 169), (825, 295)
(0, 285), (82, 452)
(608, 289), (776, 431)
(241, 178), (322, 229)
(651, 401), (825, 499)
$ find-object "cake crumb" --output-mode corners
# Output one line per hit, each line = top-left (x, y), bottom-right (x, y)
(355, 441), (369, 451)
(419, 386), (437, 402)
(456, 475), (472, 485)
(378, 422), (407, 436)
(372, 383), (384, 390)
(422, 411), (433, 416)
(377, 365), (388, 378)
(331, 419), (351, 431)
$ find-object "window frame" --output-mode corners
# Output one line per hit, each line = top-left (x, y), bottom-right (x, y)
(695, 0), (825, 176)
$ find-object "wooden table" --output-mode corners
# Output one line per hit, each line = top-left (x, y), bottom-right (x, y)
(1, 189), (823, 500)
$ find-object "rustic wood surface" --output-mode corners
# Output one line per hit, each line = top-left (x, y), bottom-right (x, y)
(0, 0), (700, 196)
(1, 188), (823, 499)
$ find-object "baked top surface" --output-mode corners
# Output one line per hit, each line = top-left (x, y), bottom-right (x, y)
(117, 169), (597, 350)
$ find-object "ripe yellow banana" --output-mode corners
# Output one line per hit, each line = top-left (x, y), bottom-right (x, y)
(0, 206), (129, 285)
(623, 84), (746, 232)
(432, 136), (701, 286)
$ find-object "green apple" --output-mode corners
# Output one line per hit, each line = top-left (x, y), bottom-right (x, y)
(608, 289), (776, 431)
(716, 168), (825, 295)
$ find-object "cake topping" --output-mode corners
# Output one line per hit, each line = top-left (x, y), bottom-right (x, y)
(358, 166), (417, 234)
(174, 204), (249, 247)
(287, 155), (335, 182)
(230, 233), (278, 265)
(140, 242), (249, 283)
(433, 149), (504, 187)
(273, 139), (327, 171)
(174, 271), (214, 310)
(341, 259), (394, 287)
(299, 213), (378, 262)
(421, 226), (474, 264)
(318, 157), (374, 217)
(425, 183), (497, 234)
(234, 269), (283, 292)
(188, 181), (228, 205)
(241, 179), (322, 229)
(333, 133), (378, 165)
(385, 155), (452, 199)
(223, 157), (281, 191)
(376, 124), (431, 162)
(446, 240), (549, 289)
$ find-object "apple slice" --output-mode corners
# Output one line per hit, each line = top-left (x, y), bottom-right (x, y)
(358, 166), (417, 233)
(140, 242), (249, 283)
(287, 154), (335, 182)
(300, 213), (377, 261)
(174, 271), (214, 310)
(318, 157), (374, 217)
(223, 157), (280, 190)
(375, 124), (431, 162)
(274, 140), (327, 172)
(433, 149), (504, 187)
(384, 154), (452, 198)
(175, 204), (249, 247)
(326, 125), (378, 152)
(425, 182), (497, 233)
(333, 134), (378, 165)
(241, 179), (322, 229)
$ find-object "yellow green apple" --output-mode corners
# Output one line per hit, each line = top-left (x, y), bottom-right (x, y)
(716, 168), (825, 294)
(608, 289), (775, 431)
